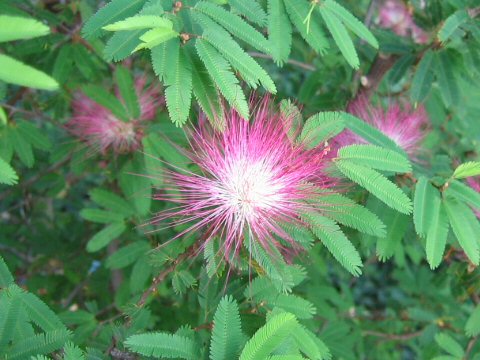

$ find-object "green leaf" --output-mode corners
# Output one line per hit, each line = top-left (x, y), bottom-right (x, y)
(319, 6), (359, 69)
(283, 0), (329, 55)
(317, 194), (386, 237)
(6, 328), (71, 360)
(17, 121), (52, 151)
(335, 160), (413, 214)
(195, 2), (270, 53)
(268, 0), (292, 65)
(196, 39), (249, 119)
(465, 305), (480, 337)
(446, 180), (480, 211)
(81, 84), (128, 121)
(0, 15), (50, 42)
(104, 30), (145, 62)
(151, 40), (174, 83)
(239, 312), (297, 360)
(63, 342), (86, 360)
(125, 332), (198, 359)
(323, 0), (378, 48)
(0, 156), (18, 185)
(435, 51), (459, 108)
(115, 66), (140, 119)
(82, 0), (146, 39)
(0, 256), (14, 287)
(303, 212), (363, 276)
(190, 52), (224, 130)
(410, 50), (435, 104)
(162, 39), (192, 126)
(210, 295), (243, 360)
(292, 324), (330, 360)
(425, 198), (448, 269)
(106, 241), (150, 269)
(86, 222), (127, 253)
(142, 134), (164, 186)
(298, 112), (344, 149)
(134, 27), (178, 51)
(341, 112), (403, 154)
(444, 198), (480, 265)
(438, 10), (469, 44)
(376, 209), (408, 261)
(19, 292), (66, 331)
(89, 188), (134, 217)
(229, 0), (267, 26)
(119, 156), (152, 216)
(103, 15), (172, 31)
(272, 294), (316, 319)
(434, 333), (465, 358)
(414, 177), (439, 237)
(338, 144), (412, 173)
(81, 208), (126, 224)
(453, 161), (480, 179)
(194, 12), (276, 93)
(11, 128), (34, 168)
(0, 54), (58, 91)
(0, 285), (23, 348)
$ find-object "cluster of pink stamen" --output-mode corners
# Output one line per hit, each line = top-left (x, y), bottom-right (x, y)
(378, 0), (429, 44)
(153, 98), (335, 262)
(68, 77), (162, 154)
(337, 96), (429, 158)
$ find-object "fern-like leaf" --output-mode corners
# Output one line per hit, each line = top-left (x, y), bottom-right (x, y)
(20, 292), (66, 331)
(425, 197), (448, 269)
(82, 0), (146, 39)
(193, 12), (276, 93)
(195, 2), (270, 53)
(0, 156), (18, 185)
(195, 39), (249, 119)
(303, 213), (363, 276)
(272, 294), (316, 319)
(338, 144), (412, 173)
(319, 6), (359, 69)
(163, 39), (192, 126)
(7, 328), (71, 360)
(283, 0), (329, 55)
(292, 324), (331, 360)
(239, 312), (298, 360)
(125, 332), (198, 359)
(0, 255), (14, 287)
(210, 296), (243, 360)
(335, 159), (413, 214)
(63, 342), (86, 360)
(268, 0), (292, 65)
(229, 0), (267, 26)
(446, 180), (480, 211)
(413, 177), (438, 237)
(298, 112), (344, 149)
(316, 193), (386, 237)
(444, 198), (480, 265)
(323, 0), (378, 48)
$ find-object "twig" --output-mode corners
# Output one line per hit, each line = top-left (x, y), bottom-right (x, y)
(135, 244), (197, 309)
(362, 329), (424, 341)
(465, 336), (478, 359)
(248, 52), (316, 71)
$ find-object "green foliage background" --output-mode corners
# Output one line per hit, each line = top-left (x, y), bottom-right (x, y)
(1, 0), (480, 359)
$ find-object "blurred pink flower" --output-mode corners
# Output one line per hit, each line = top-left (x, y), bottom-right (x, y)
(466, 177), (480, 218)
(379, 0), (429, 44)
(153, 98), (335, 263)
(68, 78), (162, 154)
(336, 96), (429, 158)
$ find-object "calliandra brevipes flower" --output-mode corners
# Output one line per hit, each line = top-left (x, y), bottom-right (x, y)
(466, 176), (480, 219)
(152, 98), (336, 265)
(336, 96), (429, 158)
(378, 0), (429, 44)
(67, 77), (162, 154)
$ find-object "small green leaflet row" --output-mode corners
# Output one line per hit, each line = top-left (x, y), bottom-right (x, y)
(83, 0), (378, 126)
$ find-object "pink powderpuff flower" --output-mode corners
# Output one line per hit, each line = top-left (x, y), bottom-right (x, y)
(68, 77), (162, 154)
(336, 96), (429, 158)
(466, 177), (480, 218)
(152, 97), (336, 264)
(379, 0), (429, 44)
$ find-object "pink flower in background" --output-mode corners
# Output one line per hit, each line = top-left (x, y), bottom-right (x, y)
(466, 177), (480, 218)
(379, 0), (429, 44)
(336, 96), (429, 157)
(68, 78), (162, 154)
(153, 98), (335, 262)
